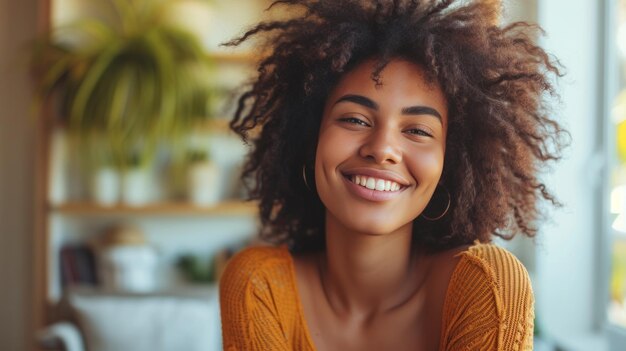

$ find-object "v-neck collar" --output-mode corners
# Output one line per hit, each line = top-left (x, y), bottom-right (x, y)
(282, 245), (473, 351)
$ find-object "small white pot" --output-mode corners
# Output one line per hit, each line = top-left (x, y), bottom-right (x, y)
(188, 162), (220, 206)
(122, 168), (152, 206)
(99, 245), (159, 293)
(92, 168), (120, 206)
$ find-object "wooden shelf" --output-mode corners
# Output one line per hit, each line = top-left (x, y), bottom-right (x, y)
(207, 51), (259, 64)
(50, 200), (258, 216)
(196, 118), (234, 133)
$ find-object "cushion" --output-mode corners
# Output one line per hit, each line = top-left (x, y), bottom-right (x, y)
(67, 286), (221, 351)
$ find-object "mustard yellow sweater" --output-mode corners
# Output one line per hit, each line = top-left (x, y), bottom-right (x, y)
(220, 243), (534, 350)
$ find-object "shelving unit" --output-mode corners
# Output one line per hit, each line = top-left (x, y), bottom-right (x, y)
(31, 0), (273, 345)
(50, 200), (258, 216)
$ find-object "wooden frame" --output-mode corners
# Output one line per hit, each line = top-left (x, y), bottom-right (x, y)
(32, 0), (52, 349)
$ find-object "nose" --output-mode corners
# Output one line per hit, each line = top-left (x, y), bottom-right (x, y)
(358, 127), (403, 164)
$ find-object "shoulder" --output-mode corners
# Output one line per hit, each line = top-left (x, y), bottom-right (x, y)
(223, 245), (291, 274)
(219, 245), (298, 327)
(441, 242), (534, 349)
(458, 243), (533, 296)
(219, 245), (293, 293)
(219, 246), (302, 349)
(449, 242), (534, 311)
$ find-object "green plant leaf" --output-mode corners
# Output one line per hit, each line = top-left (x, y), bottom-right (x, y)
(32, 0), (216, 171)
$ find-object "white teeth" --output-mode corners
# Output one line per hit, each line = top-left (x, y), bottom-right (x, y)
(349, 175), (402, 192)
(375, 179), (385, 191)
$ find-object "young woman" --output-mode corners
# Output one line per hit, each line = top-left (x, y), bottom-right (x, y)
(219, 1), (567, 350)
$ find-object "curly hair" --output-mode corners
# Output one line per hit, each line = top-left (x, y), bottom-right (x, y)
(226, 0), (568, 253)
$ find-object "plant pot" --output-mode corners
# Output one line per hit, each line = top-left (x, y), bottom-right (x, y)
(188, 161), (220, 206)
(99, 245), (159, 293)
(92, 167), (120, 206)
(121, 168), (153, 206)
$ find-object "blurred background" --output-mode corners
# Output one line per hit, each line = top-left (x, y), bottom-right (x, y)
(0, 0), (625, 350)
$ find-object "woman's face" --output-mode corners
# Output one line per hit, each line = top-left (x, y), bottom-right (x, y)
(315, 59), (448, 236)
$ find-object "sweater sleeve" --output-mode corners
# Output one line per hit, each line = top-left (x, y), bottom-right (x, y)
(219, 247), (292, 351)
(439, 244), (535, 351)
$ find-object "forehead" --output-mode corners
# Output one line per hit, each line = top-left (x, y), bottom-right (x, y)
(325, 59), (448, 117)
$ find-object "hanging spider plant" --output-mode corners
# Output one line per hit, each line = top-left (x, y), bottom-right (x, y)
(31, 0), (214, 170)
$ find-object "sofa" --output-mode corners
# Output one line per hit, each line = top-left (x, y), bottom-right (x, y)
(38, 286), (222, 351)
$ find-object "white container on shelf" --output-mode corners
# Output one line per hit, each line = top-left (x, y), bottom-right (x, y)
(96, 226), (159, 293)
(100, 245), (159, 293)
(188, 161), (220, 206)
(92, 167), (120, 206)
(121, 168), (153, 206)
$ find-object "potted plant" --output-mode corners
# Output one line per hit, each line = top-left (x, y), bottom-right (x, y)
(31, 0), (214, 173)
(176, 253), (215, 284)
(121, 151), (155, 206)
(92, 151), (121, 206)
(186, 148), (220, 206)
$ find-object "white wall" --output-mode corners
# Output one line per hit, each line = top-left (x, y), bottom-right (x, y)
(0, 0), (40, 350)
(536, 0), (606, 349)
(503, 0), (537, 24)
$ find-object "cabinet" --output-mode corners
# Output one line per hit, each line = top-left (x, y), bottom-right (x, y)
(32, 0), (272, 340)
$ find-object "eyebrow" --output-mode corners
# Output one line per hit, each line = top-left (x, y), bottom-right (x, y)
(334, 94), (442, 121)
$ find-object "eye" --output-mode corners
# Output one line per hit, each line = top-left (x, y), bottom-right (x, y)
(338, 116), (370, 127)
(405, 128), (433, 137)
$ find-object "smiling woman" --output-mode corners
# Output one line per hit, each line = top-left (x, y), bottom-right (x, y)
(218, 1), (568, 350)
(315, 60), (447, 236)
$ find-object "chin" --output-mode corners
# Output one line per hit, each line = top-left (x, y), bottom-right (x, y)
(333, 212), (413, 237)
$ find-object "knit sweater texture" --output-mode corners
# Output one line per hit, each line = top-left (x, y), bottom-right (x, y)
(219, 243), (534, 350)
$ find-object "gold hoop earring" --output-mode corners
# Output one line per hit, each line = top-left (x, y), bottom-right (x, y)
(302, 164), (312, 191)
(421, 185), (451, 221)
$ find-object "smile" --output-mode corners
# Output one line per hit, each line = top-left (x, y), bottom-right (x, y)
(349, 175), (402, 192)
(342, 174), (407, 202)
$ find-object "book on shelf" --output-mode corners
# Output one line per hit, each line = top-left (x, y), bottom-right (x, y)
(60, 245), (98, 287)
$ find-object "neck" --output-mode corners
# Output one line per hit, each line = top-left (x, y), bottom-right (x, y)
(319, 211), (424, 319)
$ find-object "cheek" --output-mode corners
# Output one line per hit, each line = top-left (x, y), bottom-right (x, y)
(314, 131), (337, 213)
(314, 127), (361, 213)
(407, 145), (445, 184)
(314, 127), (355, 173)
(315, 130), (340, 187)
(315, 131), (348, 182)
